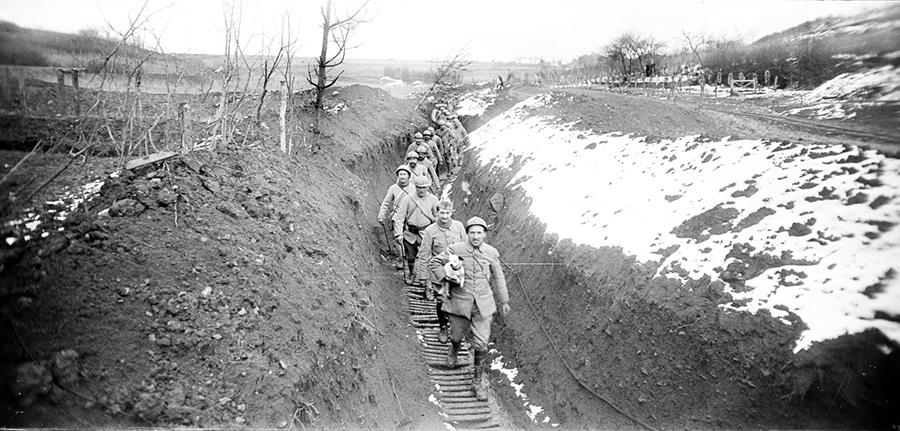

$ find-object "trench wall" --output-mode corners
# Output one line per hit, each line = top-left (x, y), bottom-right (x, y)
(447, 126), (900, 429)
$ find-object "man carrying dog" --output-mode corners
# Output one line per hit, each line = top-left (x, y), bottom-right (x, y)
(416, 198), (466, 343)
(429, 216), (510, 401)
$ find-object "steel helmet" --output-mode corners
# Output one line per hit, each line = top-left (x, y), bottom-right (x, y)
(396, 164), (411, 175)
(413, 175), (432, 187)
(423, 130), (433, 137)
(465, 216), (488, 232)
(416, 145), (428, 154)
(406, 151), (418, 160)
(427, 126), (435, 132)
(414, 132), (423, 139)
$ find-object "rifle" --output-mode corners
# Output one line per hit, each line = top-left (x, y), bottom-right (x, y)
(381, 220), (393, 255)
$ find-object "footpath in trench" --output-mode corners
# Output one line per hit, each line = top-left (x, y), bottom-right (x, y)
(403, 281), (504, 429)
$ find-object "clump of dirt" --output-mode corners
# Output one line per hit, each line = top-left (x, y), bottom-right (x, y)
(1, 84), (445, 429)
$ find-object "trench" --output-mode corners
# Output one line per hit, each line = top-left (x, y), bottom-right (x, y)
(388, 94), (900, 430)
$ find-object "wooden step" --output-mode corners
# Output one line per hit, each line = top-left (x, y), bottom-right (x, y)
(445, 412), (495, 423)
(438, 401), (489, 410)
(454, 418), (501, 429)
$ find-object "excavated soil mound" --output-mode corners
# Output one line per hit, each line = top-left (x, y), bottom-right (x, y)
(1, 85), (450, 429)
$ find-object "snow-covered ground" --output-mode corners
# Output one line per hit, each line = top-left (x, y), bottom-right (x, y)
(457, 88), (497, 117)
(790, 65), (900, 103)
(489, 347), (557, 427)
(467, 93), (900, 354)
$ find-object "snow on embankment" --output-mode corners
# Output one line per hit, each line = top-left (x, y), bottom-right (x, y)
(457, 88), (497, 117)
(781, 65), (900, 120)
(466, 92), (900, 354)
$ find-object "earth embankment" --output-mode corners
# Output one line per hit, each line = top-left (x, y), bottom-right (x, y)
(0, 85), (448, 429)
(448, 87), (899, 429)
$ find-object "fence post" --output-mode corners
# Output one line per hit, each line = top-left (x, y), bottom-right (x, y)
(17, 68), (26, 112)
(56, 69), (67, 115)
(179, 103), (192, 155)
(2, 67), (9, 107)
(280, 80), (287, 154)
(72, 69), (80, 116)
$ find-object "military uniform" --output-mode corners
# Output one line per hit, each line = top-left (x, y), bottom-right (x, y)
(392, 181), (438, 284)
(429, 218), (509, 402)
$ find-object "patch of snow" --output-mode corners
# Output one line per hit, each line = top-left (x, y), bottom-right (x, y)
(784, 102), (860, 120)
(490, 350), (555, 424)
(795, 66), (900, 103)
(468, 93), (900, 353)
(457, 88), (498, 117)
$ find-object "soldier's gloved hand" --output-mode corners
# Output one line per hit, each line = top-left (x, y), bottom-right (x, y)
(499, 302), (510, 317)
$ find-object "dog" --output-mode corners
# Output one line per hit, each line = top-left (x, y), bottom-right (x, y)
(441, 253), (465, 298)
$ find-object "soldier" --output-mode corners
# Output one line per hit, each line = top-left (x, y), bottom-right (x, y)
(429, 217), (510, 401)
(427, 127), (450, 176)
(449, 115), (467, 140)
(417, 198), (466, 343)
(378, 165), (414, 269)
(407, 132), (436, 164)
(415, 146), (441, 195)
(423, 129), (443, 176)
(438, 121), (460, 171)
(393, 175), (439, 286)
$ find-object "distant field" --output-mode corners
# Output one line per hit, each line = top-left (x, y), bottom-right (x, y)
(1, 57), (543, 99)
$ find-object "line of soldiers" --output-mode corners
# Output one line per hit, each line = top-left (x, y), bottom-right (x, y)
(376, 103), (509, 401)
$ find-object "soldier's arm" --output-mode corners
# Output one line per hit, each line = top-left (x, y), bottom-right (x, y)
(490, 251), (510, 304)
(428, 165), (440, 190)
(429, 248), (451, 281)
(417, 229), (435, 281)
(392, 196), (408, 239)
(377, 187), (394, 221)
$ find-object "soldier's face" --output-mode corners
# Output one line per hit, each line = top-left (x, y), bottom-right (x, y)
(467, 226), (485, 247)
(416, 186), (427, 197)
(397, 171), (409, 182)
(407, 158), (417, 167)
(437, 208), (453, 224)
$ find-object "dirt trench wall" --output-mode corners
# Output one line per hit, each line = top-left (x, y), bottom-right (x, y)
(448, 136), (899, 429)
(0, 84), (436, 428)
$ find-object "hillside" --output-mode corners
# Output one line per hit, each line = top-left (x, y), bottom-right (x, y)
(0, 20), (198, 75)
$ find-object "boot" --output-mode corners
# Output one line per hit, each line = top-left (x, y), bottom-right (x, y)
(446, 341), (460, 368)
(472, 348), (489, 401)
(436, 300), (449, 343)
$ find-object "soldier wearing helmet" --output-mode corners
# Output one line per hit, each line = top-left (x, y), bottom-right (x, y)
(378, 165), (415, 269)
(407, 131), (437, 164)
(417, 198), (466, 343)
(429, 216), (510, 402)
(425, 127), (446, 176)
(392, 175), (439, 286)
(414, 145), (441, 194)
(437, 121), (460, 172)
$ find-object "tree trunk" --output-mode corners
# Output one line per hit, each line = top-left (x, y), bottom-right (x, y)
(315, 0), (331, 111)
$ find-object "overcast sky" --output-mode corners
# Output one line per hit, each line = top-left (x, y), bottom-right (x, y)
(0, 0), (892, 62)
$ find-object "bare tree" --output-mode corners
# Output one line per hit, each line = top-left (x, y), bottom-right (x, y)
(681, 30), (711, 68)
(306, 0), (371, 151)
(605, 31), (665, 77)
(415, 45), (472, 111)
